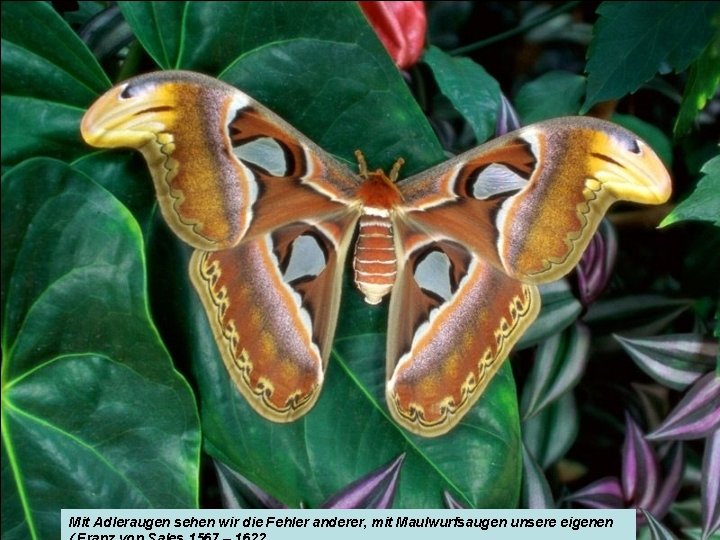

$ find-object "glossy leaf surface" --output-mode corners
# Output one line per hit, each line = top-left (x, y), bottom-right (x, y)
(424, 45), (501, 144)
(514, 71), (586, 124)
(1, 159), (200, 539)
(583, 1), (719, 111)
(0, 1), (109, 106)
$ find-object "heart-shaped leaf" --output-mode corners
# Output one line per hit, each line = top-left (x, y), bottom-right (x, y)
(1, 159), (200, 539)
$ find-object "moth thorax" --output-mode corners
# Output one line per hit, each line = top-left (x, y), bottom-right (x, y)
(353, 210), (397, 305)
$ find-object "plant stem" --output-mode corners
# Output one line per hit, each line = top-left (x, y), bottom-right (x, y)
(449, 1), (583, 56)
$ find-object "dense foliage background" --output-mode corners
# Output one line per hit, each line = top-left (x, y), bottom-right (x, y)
(1, 2), (718, 539)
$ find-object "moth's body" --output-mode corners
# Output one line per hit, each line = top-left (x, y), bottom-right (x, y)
(81, 71), (671, 436)
(353, 153), (405, 305)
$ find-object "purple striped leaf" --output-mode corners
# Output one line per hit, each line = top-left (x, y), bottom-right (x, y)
(576, 219), (617, 306)
(214, 459), (287, 509)
(702, 428), (720, 539)
(648, 443), (684, 519)
(568, 415), (689, 524)
(522, 393), (579, 468)
(320, 454), (404, 509)
(215, 454), (405, 509)
(521, 442), (555, 509)
(648, 372), (720, 441)
(584, 296), (692, 337)
(521, 322), (590, 420)
(616, 334), (718, 390)
(641, 509), (676, 540)
(622, 414), (659, 510)
(565, 477), (624, 509)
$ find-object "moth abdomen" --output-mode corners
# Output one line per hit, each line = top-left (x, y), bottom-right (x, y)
(353, 211), (397, 305)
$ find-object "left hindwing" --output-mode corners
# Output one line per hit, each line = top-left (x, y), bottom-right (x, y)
(387, 117), (670, 435)
(191, 214), (358, 421)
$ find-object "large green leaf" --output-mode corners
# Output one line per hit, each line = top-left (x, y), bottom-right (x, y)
(117, 2), (444, 174)
(220, 38), (444, 174)
(0, 1), (110, 106)
(117, 1), (186, 69)
(72, 151), (157, 235)
(1, 159), (200, 539)
(179, 1), (387, 74)
(0, 96), (85, 168)
(0, 2), (109, 169)
(583, 1), (719, 111)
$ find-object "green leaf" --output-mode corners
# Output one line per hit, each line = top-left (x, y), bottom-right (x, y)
(119, 1), (393, 78)
(1, 159), (200, 539)
(72, 151), (157, 236)
(514, 71), (586, 124)
(180, 4), (445, 175)
(674, 14), (720, 137)
(118, 2), (186, 69)
(221, 38), (444, 174)
(661, 155), (720, 227)
(0, 1), (109, 106)
(0, 96), (85, 168)
(424, 46), (501, 144)
(0, 2), (108, 169)
(583, 1), (720, 112)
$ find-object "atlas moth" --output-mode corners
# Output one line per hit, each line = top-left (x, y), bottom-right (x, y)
(81, 71), (671, 437)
